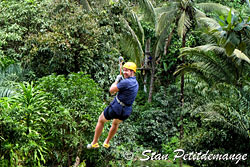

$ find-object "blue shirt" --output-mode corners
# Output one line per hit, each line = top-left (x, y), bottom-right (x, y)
(110, 76), (139, 117)
(117, 76), (139, 106)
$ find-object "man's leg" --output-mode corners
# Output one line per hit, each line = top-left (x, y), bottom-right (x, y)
(91, 112), (108, 144)
(104, 119), (122, 145)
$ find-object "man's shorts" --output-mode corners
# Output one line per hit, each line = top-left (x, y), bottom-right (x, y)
(103, 105), (129, 121)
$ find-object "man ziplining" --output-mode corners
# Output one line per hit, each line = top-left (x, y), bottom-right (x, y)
(87, 61), (139, 149)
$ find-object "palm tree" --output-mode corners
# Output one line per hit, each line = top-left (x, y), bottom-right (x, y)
(173, 9), (250, 166)
(156, 1), (235, 106)
(119, 9), (145, 65)
(138, 0), (231, 99)
(175, 10), (250, 87)
(136, 0), (175, 102)
(181, 73), (250, 166)
(196, 83), (250, 140)
(82, 0), (145, 64)
(139, 1), (233, 166)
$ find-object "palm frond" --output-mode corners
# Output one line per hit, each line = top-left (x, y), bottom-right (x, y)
(138, 0), (156, 24)
(184, 74), (211, 99)
(0, 64), (25, 97)
(0, 87), (14, 97)
(155, 6), (173, 17)
(0, 64), (26, 83)
(121, 19), (144, 65)
(179, 45), (238, 84)
(156, 9), (177, 35)
(196, 16), (221, 30)
(196, 16), (223, 44)
(177, 11), (191, 38)
(174, 62), (223, 85)
(154, 24), (170, 59)
(194, 8), (206, 18)
(199, 101), (249, 140)
(181, 44), (225, 56)
(196, 3), (232, 16)
(130, 11), (145, 45)
(154, 2), (179, 18)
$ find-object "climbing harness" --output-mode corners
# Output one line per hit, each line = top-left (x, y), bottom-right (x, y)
(116, 95), (126, 107)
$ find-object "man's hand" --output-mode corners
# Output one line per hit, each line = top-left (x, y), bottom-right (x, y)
(115, 75), (123, 83)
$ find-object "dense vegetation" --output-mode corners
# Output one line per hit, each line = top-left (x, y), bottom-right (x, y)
(0, 0), (249, 167)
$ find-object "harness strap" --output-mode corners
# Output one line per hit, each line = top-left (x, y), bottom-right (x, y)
(116, 95), (129, 107)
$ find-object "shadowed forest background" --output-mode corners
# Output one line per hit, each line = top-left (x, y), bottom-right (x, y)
(0, 0), (249, 166)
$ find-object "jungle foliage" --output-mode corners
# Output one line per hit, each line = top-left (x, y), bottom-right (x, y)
(0, 0), (249, 167)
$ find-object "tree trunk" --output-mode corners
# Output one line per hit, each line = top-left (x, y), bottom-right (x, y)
(179, 34), (186, 167)
(148, 52), (156, 103)
(164, 28), (175, 55)
(73, 143), (82, 167)
(68, 152), (72, 167)
(144, 38), (151, 93)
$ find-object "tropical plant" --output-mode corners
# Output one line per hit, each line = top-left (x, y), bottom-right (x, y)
(180, 74), (250, 167)
(175, 10), (250, 87)
(37, 72), (105, 166)
(22, 0), (121, 90)
(0, 0), (45, 61)
(0, 73), (106, 166)
(0, 62), (27, 97)
(137, 0), (231, 103)
(148, 2), (247, 166)
(119, 8), (145, 65)
(216, 10), (250, 56)
(0, 82), (50, 166)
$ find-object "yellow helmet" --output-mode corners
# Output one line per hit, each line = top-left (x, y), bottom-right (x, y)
(123, 62), (137, 72)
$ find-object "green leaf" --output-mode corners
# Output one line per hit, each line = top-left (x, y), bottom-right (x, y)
(227, 9), (232, 25)
(238, 42), (246, 52)
(228, 32), (240, 46)
(224, 42), (235, 56)
(38, 149), (46, 163)
(234, 22), (244, 31)
(163, 62), (168, 72)
(218, 16), (226, 26)
(34, 150), (38, 161)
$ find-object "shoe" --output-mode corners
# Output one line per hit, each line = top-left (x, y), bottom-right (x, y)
(87, 143), (99, 149)
(103, 143), (110, 148)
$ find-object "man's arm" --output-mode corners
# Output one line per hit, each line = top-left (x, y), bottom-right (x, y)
(109, 81), (119, 95)
(110, 75), (123, 95)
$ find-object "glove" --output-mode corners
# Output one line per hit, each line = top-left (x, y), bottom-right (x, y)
(115, 75), (123, 83)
